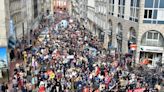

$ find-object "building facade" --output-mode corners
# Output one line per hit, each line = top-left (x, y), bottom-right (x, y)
(86, 0), (95, 32)
(0, 0), (51, 78)
(0, 0), (8, 47)
(71, 0), (164, 66)
(71, 0), (80, 21)
(136, 0), (164, 67)
(7, 0), (46, 41)
(52, 0), (69, 12)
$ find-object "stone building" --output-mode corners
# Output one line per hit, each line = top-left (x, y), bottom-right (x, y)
(70, 0), (164, 66)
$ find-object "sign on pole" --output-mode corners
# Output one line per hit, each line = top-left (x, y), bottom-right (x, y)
(130, 44), (137, 51)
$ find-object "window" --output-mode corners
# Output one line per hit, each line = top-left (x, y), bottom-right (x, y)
(99, 31), (105, 42)
(159, 0), (164, 8)
(157, 21), (164, 24)
(34, 0), (38, 18)
(130, 0), (140, 22)
(145, 0), (154, 8)
(131, 0), (134, 6)
(118, 0), (125, 18)
(144, 9), (156, 19)
(147, 32), (153, 39)
(153, 10), (157, 19)
(154, 33), (158, 39)
(148, 10), (152, 18)
(141, 31), (164, 47)
(136, 0), (140, 7)
(154, 0), (159, 8)
(144, 10), (148, 18)
(157, 10), (164, 20)
(109, 0), (114, 15)
(144, 0), (164, 24)
(143, 20), (151, 23)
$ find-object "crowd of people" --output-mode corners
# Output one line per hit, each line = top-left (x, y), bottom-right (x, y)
(1, 12), (163, 92)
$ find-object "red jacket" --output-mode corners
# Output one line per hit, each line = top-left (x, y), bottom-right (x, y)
(39, 86), (45, 92)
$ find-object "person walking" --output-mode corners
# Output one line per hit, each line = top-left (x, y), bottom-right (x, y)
(1, 83), (8, 92)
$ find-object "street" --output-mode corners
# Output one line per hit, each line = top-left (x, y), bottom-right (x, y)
(1, 11), (163, 92)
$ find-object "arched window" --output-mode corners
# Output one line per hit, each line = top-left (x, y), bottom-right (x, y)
(141, 30), (164, 47)
(108, 20), (113, 49)
(129, 27), (136, 43)
(116, 23), (123, 39)
(116, 23), (123, 52)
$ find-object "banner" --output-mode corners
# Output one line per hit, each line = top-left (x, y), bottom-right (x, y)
(128, 88), (145, 92)
(0, 47), (8, 68)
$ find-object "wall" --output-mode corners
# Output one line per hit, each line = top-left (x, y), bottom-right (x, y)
(135, 0), (164, 64)
(107, 14), (139, 54)
(88, 0), (95, 8)
(0, 0), (8, 47)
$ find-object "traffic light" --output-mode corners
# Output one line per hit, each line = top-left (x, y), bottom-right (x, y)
(8, 36), (16, 49)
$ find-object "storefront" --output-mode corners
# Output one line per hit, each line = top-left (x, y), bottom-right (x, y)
(139, 30), (164, 67)
(139, 46), (163, 67)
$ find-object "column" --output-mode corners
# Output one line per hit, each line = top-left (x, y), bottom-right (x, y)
(122, 27), (129, 54)
(103, 30), (109, 49)
(112, 24), (117, 49)
(50, 0), (54, 14)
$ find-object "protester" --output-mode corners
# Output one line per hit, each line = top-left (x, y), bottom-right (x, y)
(9, 12), (163, 92)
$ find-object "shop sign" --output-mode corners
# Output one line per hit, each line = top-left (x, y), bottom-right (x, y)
(140, 46), (164, 52)
(0, 47), (8, 68)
